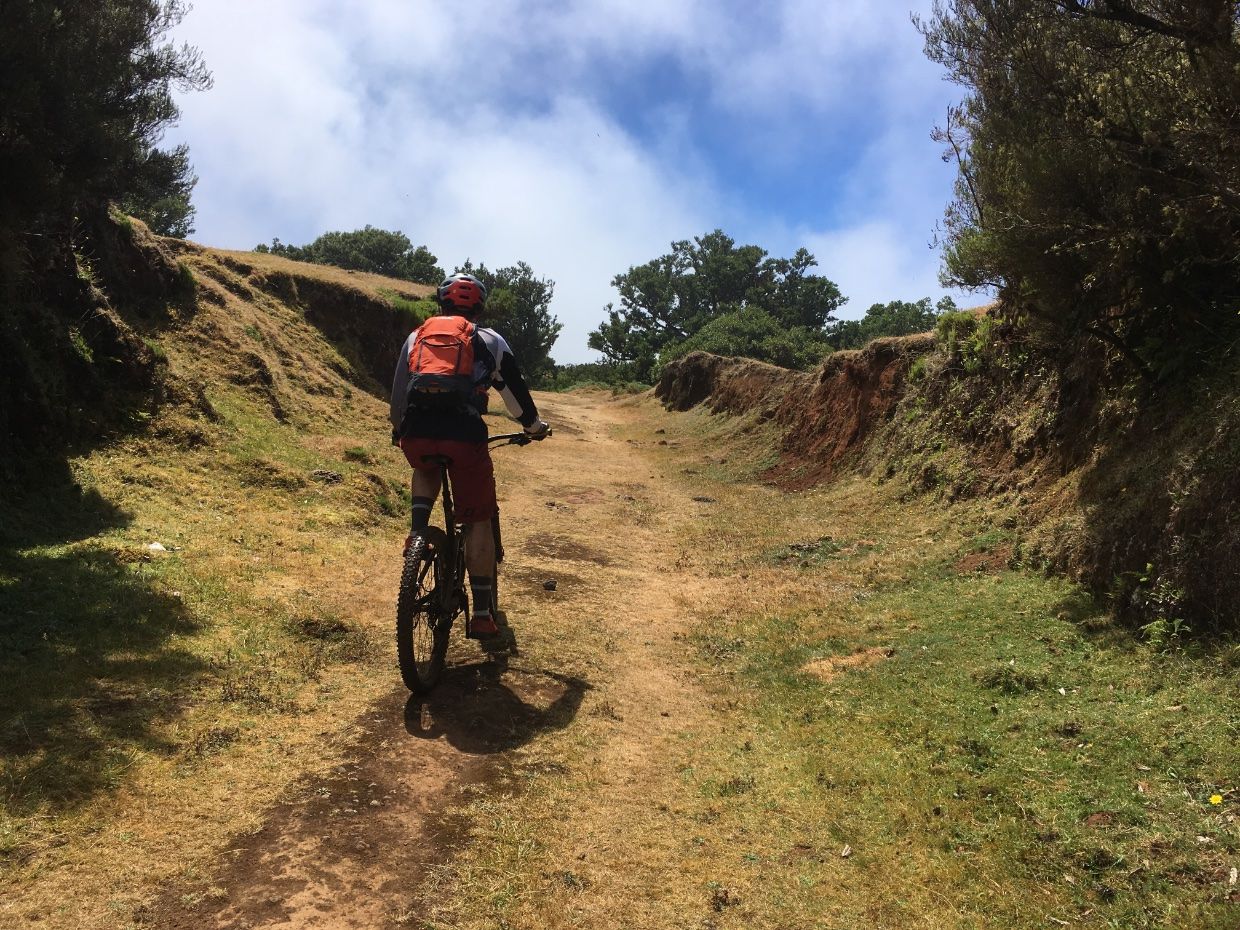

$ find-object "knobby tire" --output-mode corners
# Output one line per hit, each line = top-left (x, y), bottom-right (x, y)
(396, 536), (450, 693)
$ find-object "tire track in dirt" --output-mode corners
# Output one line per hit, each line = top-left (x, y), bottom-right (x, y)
(144, 392), (719, 929)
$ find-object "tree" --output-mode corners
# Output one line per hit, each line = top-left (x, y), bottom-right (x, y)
(0, 0), (211, 251)
(588, 230), (845, 382)
(255, 227), (445, 284)
(828, 297), (956, 349)
(919, 0), (1240, 375)
(660, 308), (834, 371)
(120, 143), (199, 237)
(457, 260), (563, 387)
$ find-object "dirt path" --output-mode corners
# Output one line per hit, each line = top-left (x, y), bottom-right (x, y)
(147, 390), (718, 929)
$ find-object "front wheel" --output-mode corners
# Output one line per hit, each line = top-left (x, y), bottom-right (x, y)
(396, 536), (451, 693)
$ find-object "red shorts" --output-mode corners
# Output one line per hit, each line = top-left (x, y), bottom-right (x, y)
(399, 437), (497, 524)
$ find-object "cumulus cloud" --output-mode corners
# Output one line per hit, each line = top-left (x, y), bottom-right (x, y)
(169, 1), (970, 361)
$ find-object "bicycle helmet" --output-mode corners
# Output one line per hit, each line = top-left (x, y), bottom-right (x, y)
(436, 273), (487, 313)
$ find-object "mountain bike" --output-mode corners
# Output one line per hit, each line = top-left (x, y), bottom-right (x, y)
(396, 431), (548, 693)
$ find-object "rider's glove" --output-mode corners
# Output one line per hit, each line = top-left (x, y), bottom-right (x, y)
(524, 419), (550, 440)
(391, 429), (401, 447)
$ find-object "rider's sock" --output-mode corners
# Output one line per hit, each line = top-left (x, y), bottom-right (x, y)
(469, 576), (493, 618)
(411, 496), (434, 534)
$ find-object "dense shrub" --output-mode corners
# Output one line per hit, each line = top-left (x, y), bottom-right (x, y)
(829, 297), (956, 349)
(589, 230), (844, 382)
(0, 0), (210, 252)
(920, 1), (1240, 377)
(659, 308), (832, 371)
(256, 227), (444, 284)
(545, 362), (647, 391)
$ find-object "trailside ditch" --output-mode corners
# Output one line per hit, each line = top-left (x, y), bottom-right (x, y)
(656, 324), (1240, 635)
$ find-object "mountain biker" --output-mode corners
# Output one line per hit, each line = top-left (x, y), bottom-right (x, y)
(390, 272), (549, 638)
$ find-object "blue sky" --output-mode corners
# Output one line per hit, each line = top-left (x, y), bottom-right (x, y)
(169, 1), (969, 363)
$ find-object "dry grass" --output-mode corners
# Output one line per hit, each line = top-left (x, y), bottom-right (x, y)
(414, 397), (1239, 930)
(2, 257), (1235, 929)
(196, 245), (433, 303)
(801, 645), (895, 682)
(0, 250), (431, 928)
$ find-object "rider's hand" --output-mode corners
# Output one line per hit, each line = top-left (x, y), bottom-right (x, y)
(524, 419), (550, 440)
(391, 429), (401, 447)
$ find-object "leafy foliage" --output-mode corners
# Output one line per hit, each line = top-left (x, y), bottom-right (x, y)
(935, 309), (999, 374)
(0, 0), (210, 249)
(661, 308), (833, 371)
(919, 1), (1240, 376)
(588, 230), (845, 382)
(544, 362), (648, 391)
(829, 297), (957, 349)
(456, 260), (563, 387)
(119, 143), (199, 238)
(255, 227), (444, 284)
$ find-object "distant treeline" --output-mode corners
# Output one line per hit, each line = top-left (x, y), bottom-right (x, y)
(255, 227), (445, 285)
(568, 229), (956, 388)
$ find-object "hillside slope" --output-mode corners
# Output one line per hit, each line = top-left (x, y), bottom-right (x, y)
(656, 322), (1240, 633)
(2, 230), (1235, 929)
(0, 222), (439, 926)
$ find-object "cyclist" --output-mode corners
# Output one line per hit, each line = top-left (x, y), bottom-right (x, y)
(390, 272), (549, 638)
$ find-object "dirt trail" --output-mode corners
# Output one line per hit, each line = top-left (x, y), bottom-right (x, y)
(148, 391), (718, 929)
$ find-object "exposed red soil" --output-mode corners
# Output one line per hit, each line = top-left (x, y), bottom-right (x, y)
(656, 335), (935, 489)
(953, 545), (1015, 574)
(654, 323), (1240, 634)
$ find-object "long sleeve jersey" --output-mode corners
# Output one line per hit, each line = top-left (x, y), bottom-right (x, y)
(390, 320), (540, 443)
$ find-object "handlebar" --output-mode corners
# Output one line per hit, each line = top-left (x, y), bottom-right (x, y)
(489, 428), (553, 447)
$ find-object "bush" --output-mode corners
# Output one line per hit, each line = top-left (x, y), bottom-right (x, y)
(545, 362), (641, 392)
(829, 297), (955, 349)
(659, 308), (832, 372)
(935, 311), (996, 374)
(0, 1), (211, 254)
(919, 2), (1240, 376)
(589, 230), (844, 383)
(256, 227), (444, 284)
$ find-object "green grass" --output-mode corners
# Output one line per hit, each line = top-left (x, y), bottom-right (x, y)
(378, 289), (434, 330)
(618, 395), (1240, 928)
(690, 564), (1239, 928)
(0, 377), (412, 923)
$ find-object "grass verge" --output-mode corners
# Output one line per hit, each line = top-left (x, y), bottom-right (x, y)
(415, 396), (1238, 930)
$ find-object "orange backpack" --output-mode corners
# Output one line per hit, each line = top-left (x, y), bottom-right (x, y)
(406, 315), (480, 404)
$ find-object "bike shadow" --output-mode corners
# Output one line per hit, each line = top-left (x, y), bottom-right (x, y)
(402, 639), (590, 756)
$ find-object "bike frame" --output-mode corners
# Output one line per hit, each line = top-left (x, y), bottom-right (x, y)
(417, 432), (534, 624)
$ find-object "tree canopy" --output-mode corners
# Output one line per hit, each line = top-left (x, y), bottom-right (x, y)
(457, 260), (563, 388)
(661, 308), (835, 371)
(588, 230), (845, 381)
(828, 297), (957, 350)
(919, 0), (1240, 375)
(255, 227), (444, 284)
(0, 0), (211, 247)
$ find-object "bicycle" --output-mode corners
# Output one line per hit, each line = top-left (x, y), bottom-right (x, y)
(396, 431), (548, 693)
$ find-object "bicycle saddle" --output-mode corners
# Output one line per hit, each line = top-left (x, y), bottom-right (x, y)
(420, 454), (454, 467)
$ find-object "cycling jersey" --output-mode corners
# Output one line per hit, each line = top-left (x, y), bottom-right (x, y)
(389, 318), (541, 444)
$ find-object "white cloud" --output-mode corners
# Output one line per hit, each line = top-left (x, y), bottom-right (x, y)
(169, 1), (971, 362)
(800, 221), (942, 316)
